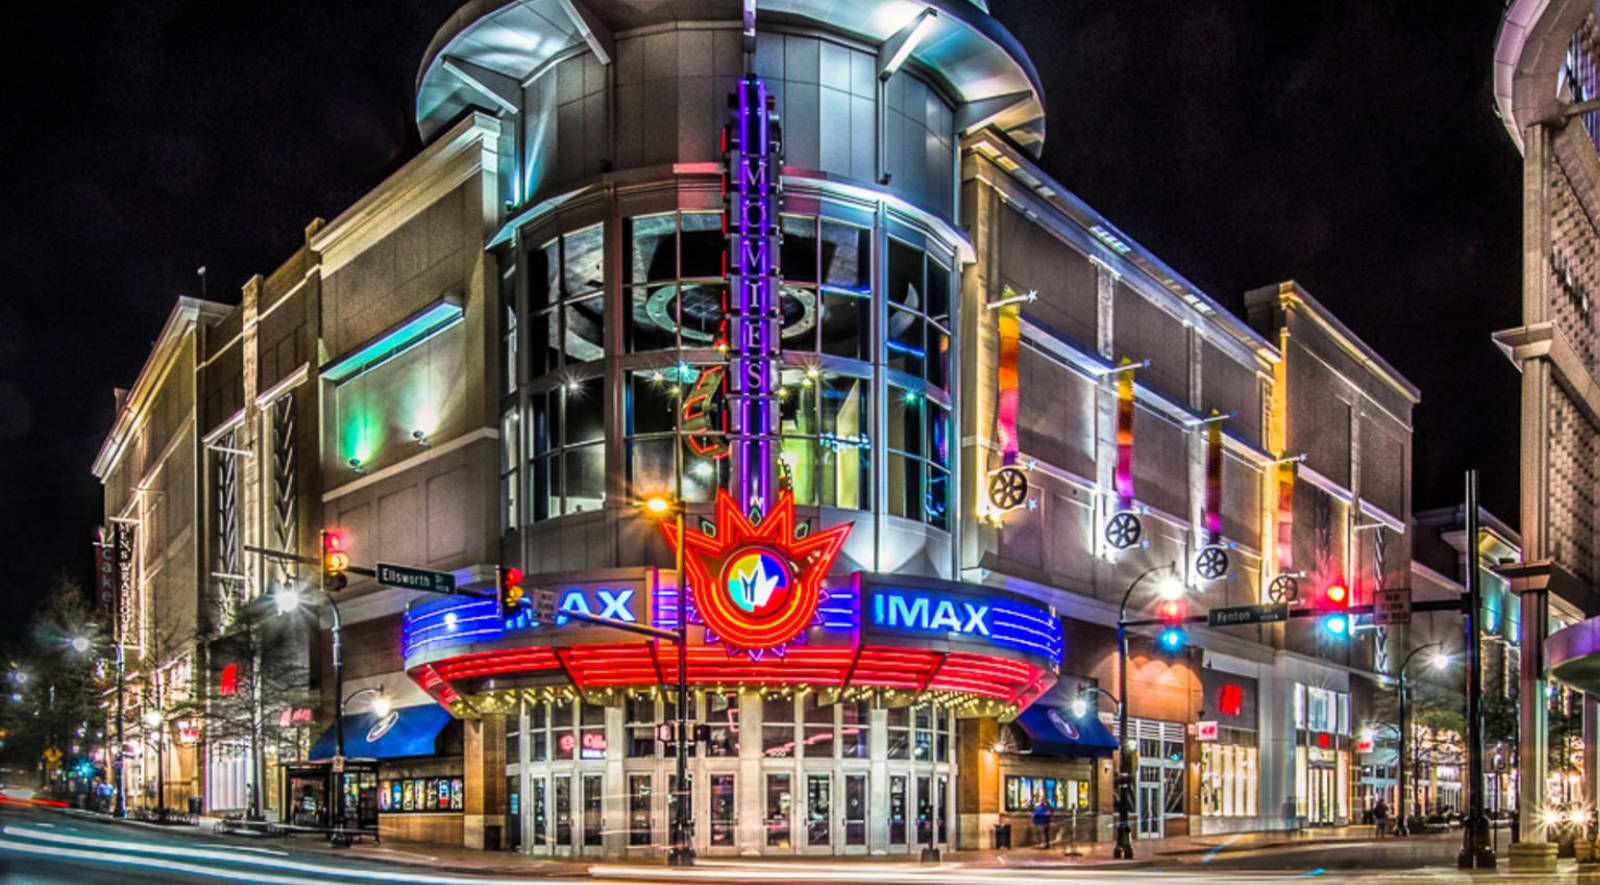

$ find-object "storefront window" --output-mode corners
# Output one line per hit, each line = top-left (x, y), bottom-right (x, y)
(378, 776), (464, 813)
(1004, 775), (1090, 812)
(706, 691), (739, 757)
(1200, 742), (1259, 817)
(886, 706), (910, 760)
(763, 695), (795, 757)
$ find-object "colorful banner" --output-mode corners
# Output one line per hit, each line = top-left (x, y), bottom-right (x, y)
(995, 297), (1021, 467)
(1115, 363), (1135, 510)
(1276, 459), (1296, 572)
(1205, 414), (1223, 545)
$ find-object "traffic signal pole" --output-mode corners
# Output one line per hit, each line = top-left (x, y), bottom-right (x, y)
(1459, 470), (1495, 869)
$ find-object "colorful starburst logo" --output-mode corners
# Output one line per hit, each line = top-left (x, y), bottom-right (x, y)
(663, 491), (851, 659)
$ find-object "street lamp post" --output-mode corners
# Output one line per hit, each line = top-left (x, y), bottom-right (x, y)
(275, 577), (347, 846)
(142, 708), (163, 815)
(647, 496), (692, 867)
(1114, 561), (1181, 860)
(1394, 641), (1447, 836)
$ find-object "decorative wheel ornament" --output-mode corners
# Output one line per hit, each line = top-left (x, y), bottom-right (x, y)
(987, 467), (1029, 511)
(1267, 575), (1299, 603)
(1194, 546), (1230, 581)
(1104, 511), (1143, 549)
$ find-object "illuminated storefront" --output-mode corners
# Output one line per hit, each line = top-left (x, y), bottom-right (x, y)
(1293, 684), (1351, 825)
(1196, 670), (1259, 830)
(405, 569), (1060, 855)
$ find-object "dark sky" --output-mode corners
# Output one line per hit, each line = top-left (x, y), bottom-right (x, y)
(0, 0), (1521, 642)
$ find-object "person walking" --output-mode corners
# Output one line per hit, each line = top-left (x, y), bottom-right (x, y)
(1373, 797), (1390, 838)
(1032, 796), (1053, 848)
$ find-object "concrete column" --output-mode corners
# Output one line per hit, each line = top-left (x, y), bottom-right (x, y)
(956, 717), (999, 849)
(738, 689), (763, 855)
(604, 704), (625, 855)
(1258, 659), (1295, 828)
(1585, 694), (1599, 813)
(464, 713), (507, 850)
(1519, 585), (1548, 839)
(869, 707), (888, 852)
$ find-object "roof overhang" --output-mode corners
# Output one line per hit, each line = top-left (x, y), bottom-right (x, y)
(1494, 0), (1594, 153)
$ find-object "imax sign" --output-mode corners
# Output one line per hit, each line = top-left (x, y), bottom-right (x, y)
(871, 591), (991, 636)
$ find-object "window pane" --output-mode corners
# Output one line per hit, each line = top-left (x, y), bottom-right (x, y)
(501, 409), (521, 472)
(529, 455), (556, 523)
(630, 439), (675, 500)
(627, 213), (676, 285)
(680, 212), (723, 278)
(887, 308), (924, 375)
(626, 286), (677, 352)
(766, 773), (792, 847)
(780, 285), (817, 350)
(626, 695), (654, 723)
(821, 441), (869, 510)
(928, 402), (950, 467)
(781, 215), (818, 283)
(683, 447), (728, 503)
(887, 238), (923, 307)
(762, 726), (795, 757)
(820, 221), (871, 292)
(677, 284), (723, 345)
(802, 726), (834, 757)
(888, 455), (921, 520)
(928, 330), (949, 388)
(820, 291), (868, 360)
(820, 374), (867, 443)
(779, 437), (816, 506)
(532, 239), (558, 310)
(565, 379), (604, 444)
(926, 258), (951, 325)
(528, 310), (558, 377)
(927, 466), (949, 531)
(630, 371), (677, 435)
(564, 444), (605, 514)
(564, 224), (604, 297)
(763, 696), (793, 723)
(888, 388), (923, 456)
(563, 297), (605, 363)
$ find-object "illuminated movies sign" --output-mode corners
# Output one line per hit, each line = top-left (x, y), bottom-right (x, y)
(862, 581), (1062, 666)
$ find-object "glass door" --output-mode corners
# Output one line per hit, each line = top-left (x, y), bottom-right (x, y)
(554, 775), (573, 852)
(532, 776), (548, 851)
(889, 775), (907, 845)
(806, 774), (831, 848)
(709, 774), (735, 848)
(766, 774), (792, 849)
(1137, 766), (1163, 838)
(506, 775), (521, 851)
(628, 774), (651, 846)
(581, 773), (603, 850)
(844, 774), (867, 847)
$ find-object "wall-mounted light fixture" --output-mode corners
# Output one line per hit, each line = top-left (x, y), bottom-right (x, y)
(412, 430), (430, 447)
(348, 457), (366, 476)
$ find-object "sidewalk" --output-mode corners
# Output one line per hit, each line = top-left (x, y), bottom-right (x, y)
(50, 807), (1426, 875)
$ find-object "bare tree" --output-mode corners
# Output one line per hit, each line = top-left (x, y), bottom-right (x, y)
(204, 601), (311, 819)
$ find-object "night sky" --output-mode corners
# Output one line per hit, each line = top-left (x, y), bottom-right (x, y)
(0, 1), (1521, 643)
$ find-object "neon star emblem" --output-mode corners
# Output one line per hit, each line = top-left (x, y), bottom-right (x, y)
(662, 490), (852, 658)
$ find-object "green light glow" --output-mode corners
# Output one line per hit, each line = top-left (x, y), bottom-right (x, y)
(342, 406), (380, 466)
(323, 301), (463, 384)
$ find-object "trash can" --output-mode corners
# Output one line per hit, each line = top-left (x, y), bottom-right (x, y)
(992, 822), (1011, 849)
(188, 797), (203, 816)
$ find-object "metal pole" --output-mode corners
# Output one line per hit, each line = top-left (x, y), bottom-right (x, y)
(113, 522), (126, 820)
(1115, 617), (1133, 858)
(1459, 469), (1495, 869)
(669, 508), (691, 866)
(324, 528), (349, 847)
(1397, 668), (1409, 836)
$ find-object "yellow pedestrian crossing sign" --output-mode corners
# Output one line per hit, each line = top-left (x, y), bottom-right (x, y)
(42, 746), (62, 768)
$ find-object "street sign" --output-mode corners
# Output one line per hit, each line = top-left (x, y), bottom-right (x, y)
(1207, 603), (1290, 627)
(531, 588), (558, 621)
(42, 746), (62, 768)
(376, 562), (456, 594)
(331, 755), (345, 773)
(1373, 588), (1412, 626)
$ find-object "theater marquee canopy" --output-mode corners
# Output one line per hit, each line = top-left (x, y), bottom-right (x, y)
(403, 567), (1061, 721)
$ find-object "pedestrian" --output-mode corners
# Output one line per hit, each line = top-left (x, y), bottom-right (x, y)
(1374, 797), (1389, 838)
(1032, 796), (1053, 848)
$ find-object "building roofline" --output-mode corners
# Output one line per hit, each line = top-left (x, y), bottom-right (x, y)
(1243, 281), (1421, 404)
(91, 296), (231, 480)
(964, 128), (1279, 365)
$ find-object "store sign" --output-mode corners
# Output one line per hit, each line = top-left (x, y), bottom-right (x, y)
(219, 663), (238, 696)
(1356, 737), (1374, 753)
(1218, 684), (1243, 716)
(664, 491), (850, 659)
(177, 723), (200, 744)
(277, 708), (313, 728)
(866, 584), (1063, 665)
(1197, 721), (1220, 742)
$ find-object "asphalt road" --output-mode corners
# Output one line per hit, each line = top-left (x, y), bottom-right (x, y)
(0, 802), (1591, 885)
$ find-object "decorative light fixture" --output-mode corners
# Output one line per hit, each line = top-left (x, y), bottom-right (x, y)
(412, 429), (430, 447)
(348, 457), (366, 475)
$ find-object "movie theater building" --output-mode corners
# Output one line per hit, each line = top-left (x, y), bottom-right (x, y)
(95, 0), (1434, 855)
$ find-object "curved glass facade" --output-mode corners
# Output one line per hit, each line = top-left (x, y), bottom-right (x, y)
(498, 187), (960, 576)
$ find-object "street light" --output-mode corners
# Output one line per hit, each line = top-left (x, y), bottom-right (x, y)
(275, 571), (351, 846)
(643, 494), (691, 867)
(1114, 560), (1184, 859)
(1394, 640), (1449, 836)
(1071, 684), (1121, 720)
(141, 708), (164, 814)
(69, 636), (91, 654)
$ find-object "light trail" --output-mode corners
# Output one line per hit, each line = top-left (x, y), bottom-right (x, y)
(0, 824), (584, 885)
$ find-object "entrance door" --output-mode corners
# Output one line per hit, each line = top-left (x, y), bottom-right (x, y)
(806, 774), (831, 850)
(843, 773), (867, 849)
(889, 775), (908, 846)
(506, 775), (521, 851)
(581, 774), (603, 852)
(554, 775), (573, 854)
(1137, 766), (1163, 838)
(709, 774), (736, 849)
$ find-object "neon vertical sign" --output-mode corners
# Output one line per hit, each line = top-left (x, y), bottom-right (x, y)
(725, 76), (783, 516)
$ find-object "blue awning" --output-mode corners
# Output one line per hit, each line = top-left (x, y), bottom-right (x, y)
(309, 705), (451, 761)
(1012, 700), (1120, 758)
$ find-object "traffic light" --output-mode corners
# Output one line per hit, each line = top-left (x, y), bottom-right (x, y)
(497, 567), (525, 619)
(1157, 595), (1187, 652)
(1320, 582), (1350, 637)
(323, 530), (350, 593)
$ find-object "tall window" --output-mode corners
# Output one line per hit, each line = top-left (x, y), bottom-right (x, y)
(778, 368), (871, 510)
(887, 387), (949, 528)
(527, 379), (605, 522)
(528, 224), (605, 377)
(885, 237), (952, 387)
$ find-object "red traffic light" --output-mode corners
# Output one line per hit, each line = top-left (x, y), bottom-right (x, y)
(505, 567), (524, 587)
(1324, 583), (1348, 607)
(498, 566), (527, 618)
(324, 530), (348, 552)
(1158, 599), (1185, 623)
